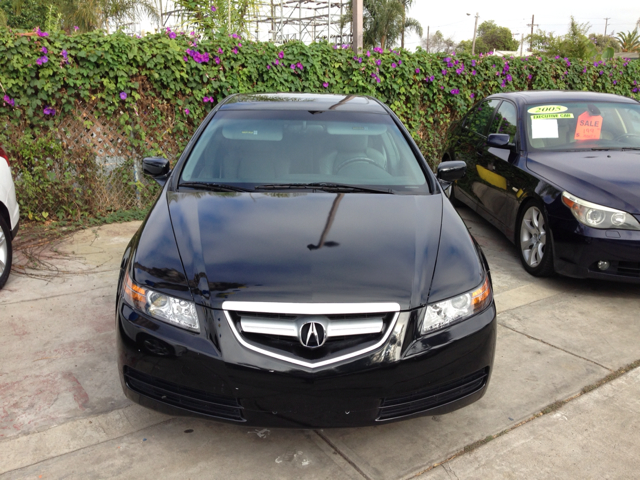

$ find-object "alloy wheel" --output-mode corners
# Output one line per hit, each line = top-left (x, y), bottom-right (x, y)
(520, 206), (547, 268)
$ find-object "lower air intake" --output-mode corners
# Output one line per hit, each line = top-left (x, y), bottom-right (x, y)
(377, 368), (489, 421)
(124, 367), (245, 422)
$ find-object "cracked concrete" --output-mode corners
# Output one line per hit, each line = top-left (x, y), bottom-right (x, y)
(1, 207), (639, 479)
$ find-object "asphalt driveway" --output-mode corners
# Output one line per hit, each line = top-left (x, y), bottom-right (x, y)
(1, 206), (639, 479)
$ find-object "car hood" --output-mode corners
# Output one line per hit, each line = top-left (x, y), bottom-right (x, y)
(527, 150), (640, 214)
(167, 191), (443, 310)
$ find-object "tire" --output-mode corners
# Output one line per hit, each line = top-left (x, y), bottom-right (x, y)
(517, 201), (555, 277)
(0, 215), (12, 289)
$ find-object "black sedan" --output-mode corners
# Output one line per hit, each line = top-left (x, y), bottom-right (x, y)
(116, 93), (496, 428)
(443, 91), (640, 282)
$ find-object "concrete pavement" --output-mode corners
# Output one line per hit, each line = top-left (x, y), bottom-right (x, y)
(1, 207), (639, 479)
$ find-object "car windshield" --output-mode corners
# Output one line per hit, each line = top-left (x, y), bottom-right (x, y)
(525, 101), (640, 151)
(179, 110), (428, 192)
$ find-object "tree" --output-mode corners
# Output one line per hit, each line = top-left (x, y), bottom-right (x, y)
(588, 33), (620, 53)
(0, 0), (48, 30)
(526, 17), (594, 58)
(420, 30), (456, 53)
(616, 29), (640, 52)
(456, 20), (518, 54)
(343, 0), (422, 50)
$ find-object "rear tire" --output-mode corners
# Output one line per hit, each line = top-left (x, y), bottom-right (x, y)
(0, 215), (13, 289)
(517, 201), (554, 277)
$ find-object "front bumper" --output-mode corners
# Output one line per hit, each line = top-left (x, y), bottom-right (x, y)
(550, 216), (640, 283)
(117, 301), (497, 428)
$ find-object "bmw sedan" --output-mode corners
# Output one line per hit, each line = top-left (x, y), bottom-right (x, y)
(443, 91), (640, 282)
(116, 93), (496, 427)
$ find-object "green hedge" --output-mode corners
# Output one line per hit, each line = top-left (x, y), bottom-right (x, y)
(1, 28), (639, 221)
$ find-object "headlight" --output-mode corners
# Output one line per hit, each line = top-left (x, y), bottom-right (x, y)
(420, 277), (492, 335)
(562, 192), (640, 231)
(122, 271), (200, 332)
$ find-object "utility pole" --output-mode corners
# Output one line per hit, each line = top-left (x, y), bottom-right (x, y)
(520, 33), (524, 56)
(471, 12), (479, 55)
(426, 25), (430, 52)
(352, 0), (363, 53)
(604, 18), (610, 36)
(527, 15), (539, 51)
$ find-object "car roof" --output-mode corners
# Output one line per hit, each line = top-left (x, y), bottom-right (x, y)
(220, 93), (389, 113)
(486, 90), (639, 105)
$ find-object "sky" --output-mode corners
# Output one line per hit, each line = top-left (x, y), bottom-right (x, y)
(403, 1), (640, 51)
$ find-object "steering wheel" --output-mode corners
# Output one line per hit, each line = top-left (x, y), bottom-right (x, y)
(335, 157), (387, 174)
(613, 133), (640, 142)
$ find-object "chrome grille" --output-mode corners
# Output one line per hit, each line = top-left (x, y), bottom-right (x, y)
(222, 302), (401, 369)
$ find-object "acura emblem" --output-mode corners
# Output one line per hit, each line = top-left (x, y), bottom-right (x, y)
(299, 321), (326, 348)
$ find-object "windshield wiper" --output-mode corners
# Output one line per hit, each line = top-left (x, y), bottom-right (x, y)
(254, 182), (393, 194)
(179, 181), (252, 192)
(621, 147), (640, 151)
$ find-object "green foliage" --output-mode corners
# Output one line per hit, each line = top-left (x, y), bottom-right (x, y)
(1, 0), (49, 30)
(11, 133), (98, 221)
(175, 0), (259, 38)
(1, 29), (639, 222)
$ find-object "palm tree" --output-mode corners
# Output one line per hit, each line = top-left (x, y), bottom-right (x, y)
(616, 29), (640, 52)
(400, 0), (415, 49)
(344, 0), (422, 50)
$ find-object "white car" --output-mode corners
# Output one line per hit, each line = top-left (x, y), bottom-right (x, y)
(0, 146), (19, 289)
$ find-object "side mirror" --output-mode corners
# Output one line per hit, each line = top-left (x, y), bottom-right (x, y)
(437, 160), (467, 183)
(486, 133), (511, 149)
(143, 157), (170, 185)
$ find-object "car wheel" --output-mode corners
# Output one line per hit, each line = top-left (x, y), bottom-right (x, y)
(0, 215), (13, 289)
(517, 202), (554, 277)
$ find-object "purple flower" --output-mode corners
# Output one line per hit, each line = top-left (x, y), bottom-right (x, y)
(375, 59), (381, 66)
(74, 26), (79, 31)
(36, 28), (49, 37)
(366, 51), (371, 57)
(470, 93), (475, 99)
(506, 74), (512, 82)
(323, 82), (329, 88)
(555, 55), (560, 59)
(613, 80), (617, 85)
(290, 64), (296, 70)
(36, 56), (48, 66)
(61, 50), (68, 63)
(444, 57), (451, 63)
(450, 89), (460, 95)
(278, 51), (284, 59)
(471, 60), (476, 67)
(211, 5), (217, 11)
(373, 47), (383, 54)
(527, 74), (532, 80)
(184, 56), (189, 62)
(267, 64), (271, 69)
(415, 68), (420, 74)
(41, 47), (47, 53)
(232, 48), (238, 54)
(599, 70), (604, 75)
(296, 62), (303, 69)
(170, 32), (177, 39)
(583, 67), (587, 73)
(441, 69), (447, 75)
(184, 108), (190, 115)
(214, 57), (220, 64)
(3, 95), (15, 107)
(633, 88), (639, 93)
(391, 62), (397, 68)
(472, 70), (477, 76)
(43, 106), (55, 115)
(274, 59), (279, 65)
(398, 60), (402, 65)
(440, 86), (444, 89)
(238, 43), (242, 47)
(119, 92), (127, 100)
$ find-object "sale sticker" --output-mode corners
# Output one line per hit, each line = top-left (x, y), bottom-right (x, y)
(527, 105), (569, 114)
(575, 112), (603, 140)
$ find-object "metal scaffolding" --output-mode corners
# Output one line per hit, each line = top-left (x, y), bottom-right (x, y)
(253, 0), (352, 45)
(159, 1), (353, 45)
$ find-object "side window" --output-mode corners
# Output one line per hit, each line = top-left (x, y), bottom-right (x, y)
(468, 100), (501, 137)
(490, 101), (518, 143)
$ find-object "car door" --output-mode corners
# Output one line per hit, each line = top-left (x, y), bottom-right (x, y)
(476, 100), (532, 237)
(452, 99), (502, 211)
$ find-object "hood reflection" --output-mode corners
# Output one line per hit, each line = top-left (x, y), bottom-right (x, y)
(308, 194), (344, 251)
